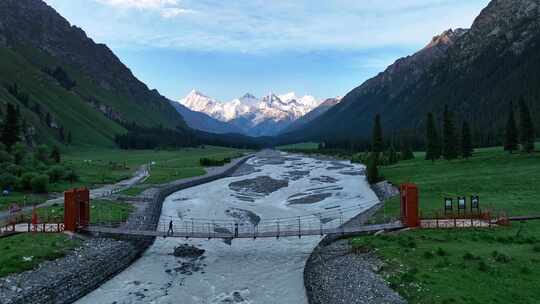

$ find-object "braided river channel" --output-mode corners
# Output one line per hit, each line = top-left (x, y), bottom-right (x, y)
(76, 150), (378, 304)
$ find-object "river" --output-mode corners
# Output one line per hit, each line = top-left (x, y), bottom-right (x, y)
(76, 151), (378, 304)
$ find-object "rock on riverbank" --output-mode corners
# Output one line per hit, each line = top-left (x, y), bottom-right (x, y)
(303, 203), (406, 304)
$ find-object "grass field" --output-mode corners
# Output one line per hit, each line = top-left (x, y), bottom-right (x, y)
(63, 145), (246, 188)
(276, 142), (319, 151)
(0, 233), (81, 278)
(0, 146), (247, 211)
(352, 146), (540, 304)
(28, 199), (135, 224)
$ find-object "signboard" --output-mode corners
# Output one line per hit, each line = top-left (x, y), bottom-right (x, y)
(444, 198), (453, 212)
(8, 203), (21, 215)
(458, 197), (466, 210)
(471, 195), (480, 210)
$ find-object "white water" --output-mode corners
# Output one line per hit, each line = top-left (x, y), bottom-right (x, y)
(76, 152), (378, 304)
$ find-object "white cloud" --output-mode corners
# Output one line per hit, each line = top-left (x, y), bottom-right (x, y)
(76, 0), (491, 53)
(94, 0), (193, 18)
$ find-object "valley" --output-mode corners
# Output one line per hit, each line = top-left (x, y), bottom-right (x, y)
(1, 0), (540, 304)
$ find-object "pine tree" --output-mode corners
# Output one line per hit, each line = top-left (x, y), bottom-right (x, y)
(461, 121), (473, 158)
(400, 138), (415, 160)
(388, 145), (398, 165)
(372, 114), (384, 153)
(519, 98), (536, 153)
(1, 103), (20, 150)
(442, 105), (458, 160)
(504, 102), (519, 153)
(45, 112), (52, 127)
(425, 112), (441, 161)
(366, 153), (380, 184)
(50, 145), (61, 163)
(59, 126), (65, 142)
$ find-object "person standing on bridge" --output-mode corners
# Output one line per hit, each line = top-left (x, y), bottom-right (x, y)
(168, 220), (174, 236)
(234, 223), (239, 238)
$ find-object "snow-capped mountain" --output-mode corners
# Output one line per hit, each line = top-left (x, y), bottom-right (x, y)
(179, 90), (326, 136)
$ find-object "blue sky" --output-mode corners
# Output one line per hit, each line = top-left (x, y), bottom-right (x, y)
(43, 0), (490, 101)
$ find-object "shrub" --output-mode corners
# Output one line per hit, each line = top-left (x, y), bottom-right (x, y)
(423, 251), (435, 259)
(20, 172), (37, 190)
(0, 150), (14, 163)
(199, 157), (231, 167)
(5, 164), (22, 176)
(533, 245), (540, 253)
(34, 145), (49, 163)
(31, 174), (49, 193)
(478, 260), (489, 272)
(0, 173), (17, 190)
(436, 247), (447, 256)
(493, 252), (511, 263)
(64, 169), (79, 183)
(463, 252), (476, 260)
(47, 165), (65, 183)
(50, 146), (61, 163)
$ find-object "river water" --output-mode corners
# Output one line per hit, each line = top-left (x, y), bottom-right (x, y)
(76, 151), (378, 304)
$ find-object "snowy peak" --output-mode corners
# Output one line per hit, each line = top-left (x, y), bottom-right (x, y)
(178, 90), (331, 136)
(180, 89), (217, 112)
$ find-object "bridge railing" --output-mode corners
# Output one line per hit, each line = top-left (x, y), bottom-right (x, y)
(86, 199), (386, 238)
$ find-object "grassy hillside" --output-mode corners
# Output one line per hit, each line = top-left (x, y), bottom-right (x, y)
(352, 146), (540, 304)
(0, 46), (125, 147)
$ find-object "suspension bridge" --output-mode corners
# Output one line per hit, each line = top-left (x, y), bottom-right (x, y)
(83, 203), (404, 239)
(1, 184), (504, 239)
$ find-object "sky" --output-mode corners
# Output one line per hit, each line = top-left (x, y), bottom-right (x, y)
(43, 0), (490, 102)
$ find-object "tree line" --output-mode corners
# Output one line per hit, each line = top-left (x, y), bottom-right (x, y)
(0, 102), (77, 194)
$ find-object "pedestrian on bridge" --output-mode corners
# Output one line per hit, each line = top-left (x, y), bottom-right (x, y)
(168, 220), (174, 236)
(234, 223), (239, 238)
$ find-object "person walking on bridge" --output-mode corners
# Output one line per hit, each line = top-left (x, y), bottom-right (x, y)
(168, 220), (174, 236)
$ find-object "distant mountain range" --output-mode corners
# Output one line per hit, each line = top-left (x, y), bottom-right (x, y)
(178, 90), (339, 136)
(280, 0), (540, 147)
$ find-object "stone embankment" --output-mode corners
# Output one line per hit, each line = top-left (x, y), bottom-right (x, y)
(303, 180), (405, 304)
(0, 155), (253, 304)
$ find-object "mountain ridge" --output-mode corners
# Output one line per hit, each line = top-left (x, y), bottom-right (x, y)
(279, 0), (540, 147)
(179, 90), (332, 136)
(0, 0), (189, 147)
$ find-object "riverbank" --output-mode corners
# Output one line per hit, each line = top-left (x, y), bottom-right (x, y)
(0, 154), (253, 304)
(350, 147), (540, 304)
(303, 200), (405, 304)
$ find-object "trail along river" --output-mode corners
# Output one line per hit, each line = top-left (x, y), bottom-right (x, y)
(76, 151), (379, 304)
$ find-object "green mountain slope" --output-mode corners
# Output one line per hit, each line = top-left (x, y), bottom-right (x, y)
(281, 0), (540, 147)
(0, 0), (188, 147)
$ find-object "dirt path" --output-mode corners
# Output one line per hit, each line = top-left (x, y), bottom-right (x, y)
(0, 164), (149, 221)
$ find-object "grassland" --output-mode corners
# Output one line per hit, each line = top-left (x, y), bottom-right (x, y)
(63, 146), (246, 187)
(0, 233), (81, 278)
(0, 146), (247, 211)
(351, 146), (540, 304)
(277, 142), (319, 151)
(28, 199), (135, 224)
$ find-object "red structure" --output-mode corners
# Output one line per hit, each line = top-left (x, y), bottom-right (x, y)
(400, 183), (420, 228)
(64, 188), (90, 232)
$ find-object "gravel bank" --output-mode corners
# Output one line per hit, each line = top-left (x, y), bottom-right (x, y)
(0, 155), (253, 304)
(303, 195), (406, 304)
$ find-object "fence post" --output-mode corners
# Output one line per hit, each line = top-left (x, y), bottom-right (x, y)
(319, 214), (323, 236)
(340, 211), (344, 235)
(298, 216), (301, 238)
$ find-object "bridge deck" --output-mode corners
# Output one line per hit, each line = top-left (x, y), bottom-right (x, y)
(83, 222), (404, 239)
